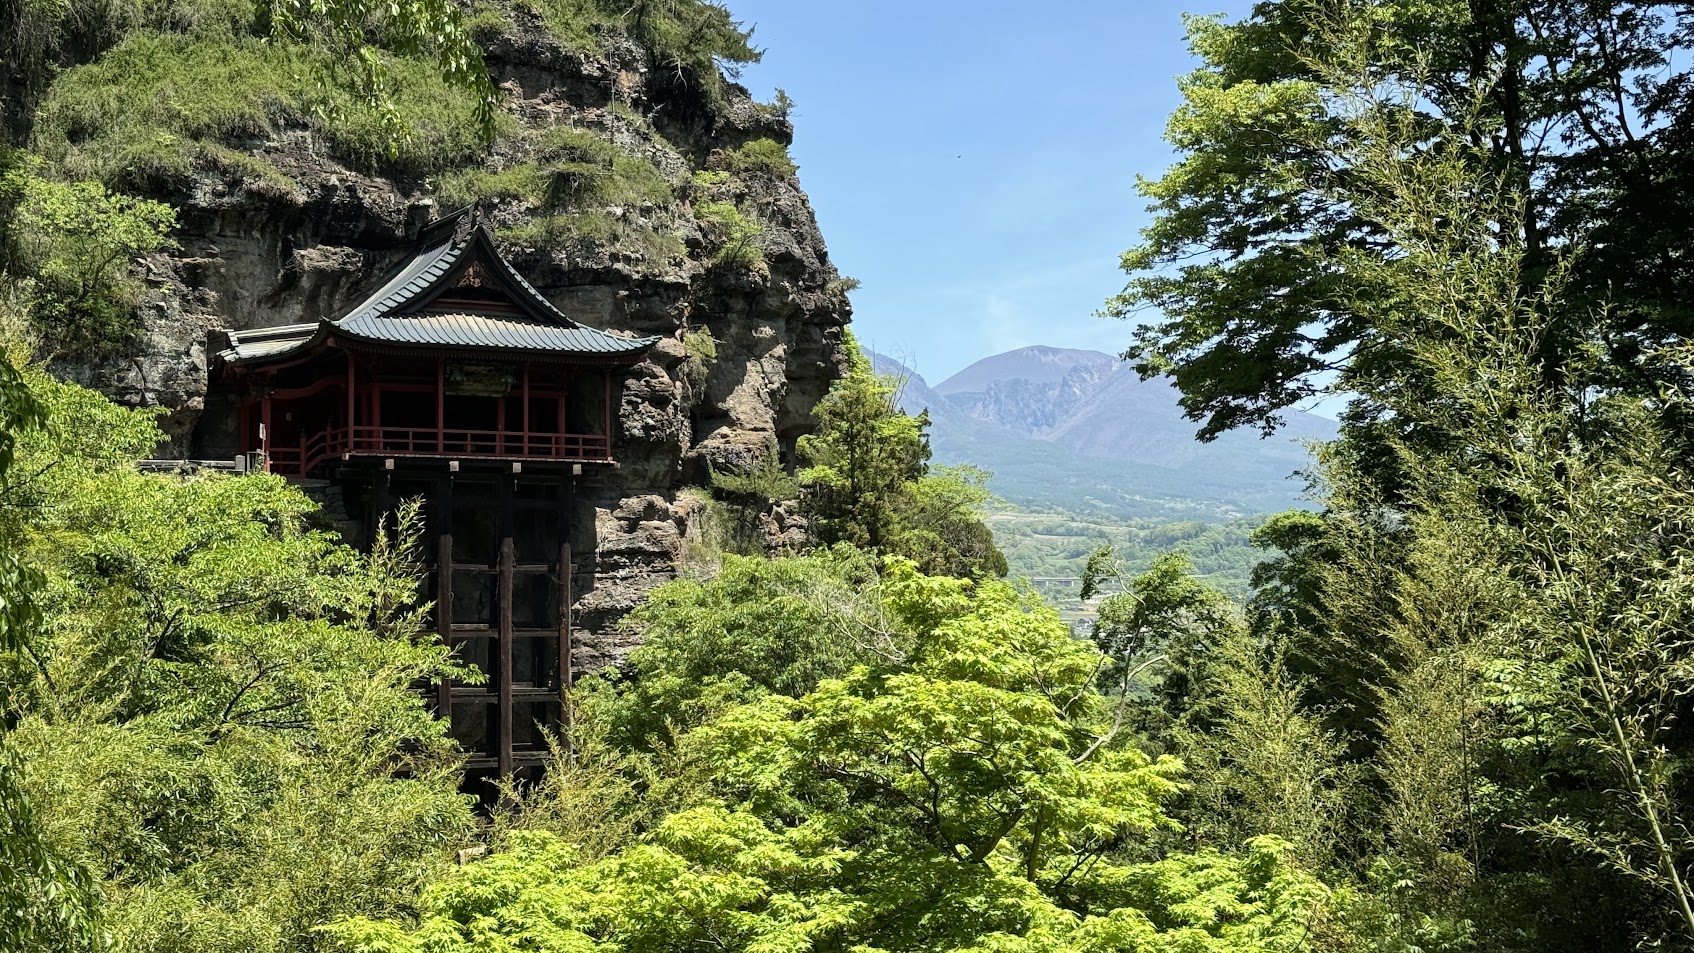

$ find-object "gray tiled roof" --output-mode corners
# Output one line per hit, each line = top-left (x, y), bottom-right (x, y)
(218, 323), (317, 364)
(220, 211), (657, 365)
(340, 236), (463, 324)
(337, 311), (653, 353)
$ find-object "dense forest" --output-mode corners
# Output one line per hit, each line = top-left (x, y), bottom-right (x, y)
(7, 0), (1694, 951)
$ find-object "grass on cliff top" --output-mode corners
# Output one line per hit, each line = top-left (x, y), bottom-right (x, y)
(520, 0), (760, 110)
(498, 210), (686, 268)
(32, 32), (504, 192)
(435, 126), (674, 211)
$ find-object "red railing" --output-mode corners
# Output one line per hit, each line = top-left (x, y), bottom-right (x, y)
(265, 426), (611, 477)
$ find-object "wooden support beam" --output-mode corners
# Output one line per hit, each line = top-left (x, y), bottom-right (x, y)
(372, 467), (391, 554)
(435, 473), (454, 720)
(558, 469), (574, 761)
(497, 475), (515, 778)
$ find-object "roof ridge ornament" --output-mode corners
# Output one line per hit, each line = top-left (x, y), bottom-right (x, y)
(454, 203), (483, 245)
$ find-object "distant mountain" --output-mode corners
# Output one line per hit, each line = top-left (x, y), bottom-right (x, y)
(870, 347), (1335, 520)
(933, 346), (1114, 396)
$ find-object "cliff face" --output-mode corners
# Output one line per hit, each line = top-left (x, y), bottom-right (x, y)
(31, 7), (852, 664)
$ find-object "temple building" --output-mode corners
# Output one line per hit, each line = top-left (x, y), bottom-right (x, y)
(202, 209), (657, 790)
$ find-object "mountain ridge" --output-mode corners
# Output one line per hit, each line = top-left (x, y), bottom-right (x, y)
(872, 346), (1333, 519)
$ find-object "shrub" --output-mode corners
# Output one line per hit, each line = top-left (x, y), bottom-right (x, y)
(438, 127), (674, 213)
(679, 326), (716, 393)
(716, 137), (796, 178)
(537, 127), (673, 209)
(693, 200), (762, 268)
(0, 166), (176, 354)
(497, 211), (686, 267)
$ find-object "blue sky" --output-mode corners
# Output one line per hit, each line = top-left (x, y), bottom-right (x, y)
(725, 0), (1253, 385)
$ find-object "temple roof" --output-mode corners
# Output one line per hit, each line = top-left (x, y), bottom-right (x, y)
(217, 209), (658, 366)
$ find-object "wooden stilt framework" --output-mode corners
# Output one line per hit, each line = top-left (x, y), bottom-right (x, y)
(380, 464), (580, 792)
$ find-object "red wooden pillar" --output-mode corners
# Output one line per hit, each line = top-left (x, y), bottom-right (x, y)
(436, 357), (446, 454)
(602, 371), (612, 459)
(521, 362), (531, 453)
(345, 354), (356, 435)
(372, 384), (384, 451)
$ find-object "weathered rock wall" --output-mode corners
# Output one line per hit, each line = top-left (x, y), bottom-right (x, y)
(43, 7), (851, 664)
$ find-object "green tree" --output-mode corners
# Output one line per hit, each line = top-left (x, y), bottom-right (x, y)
(1175, 9), (1694, 945)
(0, 353), (99, 953)
(798, 335), (928, 552)
(892, 465), (1009, 580)
(1109, 1), (1694, 449)
(799, 335), (1006, 578)
(0, 364), (475, 953)
(578, 548), (884, 753)
(0, 162), (176, 352)
(329, 559), (1332, 953)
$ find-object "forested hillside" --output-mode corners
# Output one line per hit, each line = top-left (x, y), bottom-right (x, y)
(7, 1), (1694, 952)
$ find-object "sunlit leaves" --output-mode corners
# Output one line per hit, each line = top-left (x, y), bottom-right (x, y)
(330, 558), (1325, 953)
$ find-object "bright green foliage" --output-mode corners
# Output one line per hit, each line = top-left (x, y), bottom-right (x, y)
(798, 336), (929, 550)
(498, 210), (687, 268)
(705, 442), (802, 556)
(1128, 11), (1694, 945)
(265, 0), (497, 137)
(0, 163), (175, 352)
(579, 549), (882, 752)
(330, 559), (1329, 953)
(7, 0), (496, 151)
(0, 747), (101, 953)
(689, 168), (767, 268)
(1079, 551), (1353, 869)
(709, 450), (799, 508)
(715, 137), (798, 178)
(33, 33), (497, 188)
(1171, 626), (1354, 872)
(0, 345), (98, 953)
(800, 336), (1007, 579)
(439, 126), (674, 213)
(1109, 2), (1694, 446)
(0, 357), (45, 653)
(694, 198), (765, 267)
(895, 465), (1008, 579)
(1087, 551), (1238, 667)
(433, 161), (550, 208)
(538, 127), (674, 207)
(0, 366), (475, 953)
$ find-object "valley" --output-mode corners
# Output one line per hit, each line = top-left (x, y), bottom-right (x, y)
(871, 346), (1335, 606)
